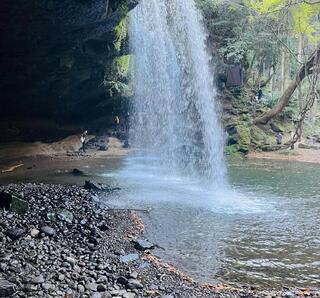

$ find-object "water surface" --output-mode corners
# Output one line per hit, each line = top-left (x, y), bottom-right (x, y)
(102, 156), (320, 289)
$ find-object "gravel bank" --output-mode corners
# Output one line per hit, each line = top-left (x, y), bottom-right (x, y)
(0, 183), (318, 298)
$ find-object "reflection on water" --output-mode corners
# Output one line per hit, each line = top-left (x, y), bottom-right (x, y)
(102, 156), (320, 289)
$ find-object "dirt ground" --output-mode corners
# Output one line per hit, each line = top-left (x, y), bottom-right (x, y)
(0, 135), (128, 185)
(248, 148), (320, 164)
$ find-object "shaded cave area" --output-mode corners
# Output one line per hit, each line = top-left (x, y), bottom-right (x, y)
(0, 0), (138, 142)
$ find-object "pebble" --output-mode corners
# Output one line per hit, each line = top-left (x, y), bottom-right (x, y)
(31, 275), (45, 284)
(40, 226), (55, 237)
(127, 279), (143, 290)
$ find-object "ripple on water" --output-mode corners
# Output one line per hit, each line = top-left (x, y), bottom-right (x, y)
(100, 157), (320, 289)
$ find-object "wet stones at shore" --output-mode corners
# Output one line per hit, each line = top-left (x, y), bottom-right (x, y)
(84, 180), (121, 193)
(0, 183), (318, 298)
(133, 239), (155, 251)
(71, 168), (85, 176)
(0, 183), (148, 297)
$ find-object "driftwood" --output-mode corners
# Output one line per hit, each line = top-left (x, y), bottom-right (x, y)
(1, 164), (24, 173)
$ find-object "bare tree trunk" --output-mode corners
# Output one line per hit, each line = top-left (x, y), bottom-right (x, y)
(298, 34), (304, 139)
(281, 51), (286, 93)
(298, 35), (304, 113)
(254, 47), (320, 124)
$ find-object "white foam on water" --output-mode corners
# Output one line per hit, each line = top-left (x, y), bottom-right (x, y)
(103, 155), (270, 214)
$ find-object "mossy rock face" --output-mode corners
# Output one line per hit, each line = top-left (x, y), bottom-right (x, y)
(105, 55), (132, 97)
(270, 121), (284, 133)
(225, 144), (242, 157)
(234, 125), (251, 153)
(112, 55), (131, 80)
(114, 16), (129, 52)
(226, 124), (251, 154)
(251, 126), (267, 146)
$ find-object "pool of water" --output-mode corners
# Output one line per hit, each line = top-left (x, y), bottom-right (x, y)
(102, 156), (320, 289)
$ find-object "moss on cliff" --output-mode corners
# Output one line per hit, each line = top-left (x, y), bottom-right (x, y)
(114, 16), (129, 52)
(104, 54), (132, 97)
(112, 55), (131, 80)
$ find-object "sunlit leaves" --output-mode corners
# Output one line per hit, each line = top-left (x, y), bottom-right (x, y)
(244, 0), (320, 43)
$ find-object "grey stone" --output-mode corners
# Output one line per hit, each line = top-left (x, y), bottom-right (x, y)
(127, 279), (143, 290)
(6, 228), (26, 240)
(57, 209), (73, 223)
(129, 271), (138, 279)
(40, 226), (55, 237)
(58, 274), (65, 281)
(119, 254), (139, 263)
(30, 229), (40, 238)
(97, 284), (106, 292)
(0, 279), (15, 297)
(42, 283), (52, 290)
(31, 275), (45, 284)
(123, 293), (136, 298)
(117, 276), (128, 285)
(64, 256), (76, 266)
(86, 282), (98, 292)
(133, 239), (154, 251)
(78, 284), (85, 293)
(71, 168), (85, 176)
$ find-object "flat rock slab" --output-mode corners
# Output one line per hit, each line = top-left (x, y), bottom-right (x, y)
(120, 253), (139, 263)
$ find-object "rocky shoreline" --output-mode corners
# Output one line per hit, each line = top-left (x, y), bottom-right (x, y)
(0, 183), (319, 298)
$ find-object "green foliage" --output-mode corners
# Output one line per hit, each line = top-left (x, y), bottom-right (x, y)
(114, 16), (129, 52)
(225, 144), (242, 157)
(197, 0), (280, 65)
(112, 55), (131, 80)
(104, 55), (132, 98)
(244, 0), (320, 43)
(236, 125), (251, 147)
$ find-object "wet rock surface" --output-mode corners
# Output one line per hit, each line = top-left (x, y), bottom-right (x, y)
(0, 183), (319, 297)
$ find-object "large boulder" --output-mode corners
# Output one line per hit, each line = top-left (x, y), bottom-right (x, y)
(227, 124), (251, 154)
(0, 280), (15, 297)
(0, 192), (29, 215)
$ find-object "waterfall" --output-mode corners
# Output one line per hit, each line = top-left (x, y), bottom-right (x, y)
(129, 0), (226, 186)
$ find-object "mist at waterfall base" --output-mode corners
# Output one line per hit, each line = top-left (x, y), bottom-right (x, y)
(101, 0), (320, 289)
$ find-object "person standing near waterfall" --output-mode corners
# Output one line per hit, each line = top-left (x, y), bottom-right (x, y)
(113, 115), (120, 136)
(80, 130), (88, 152)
